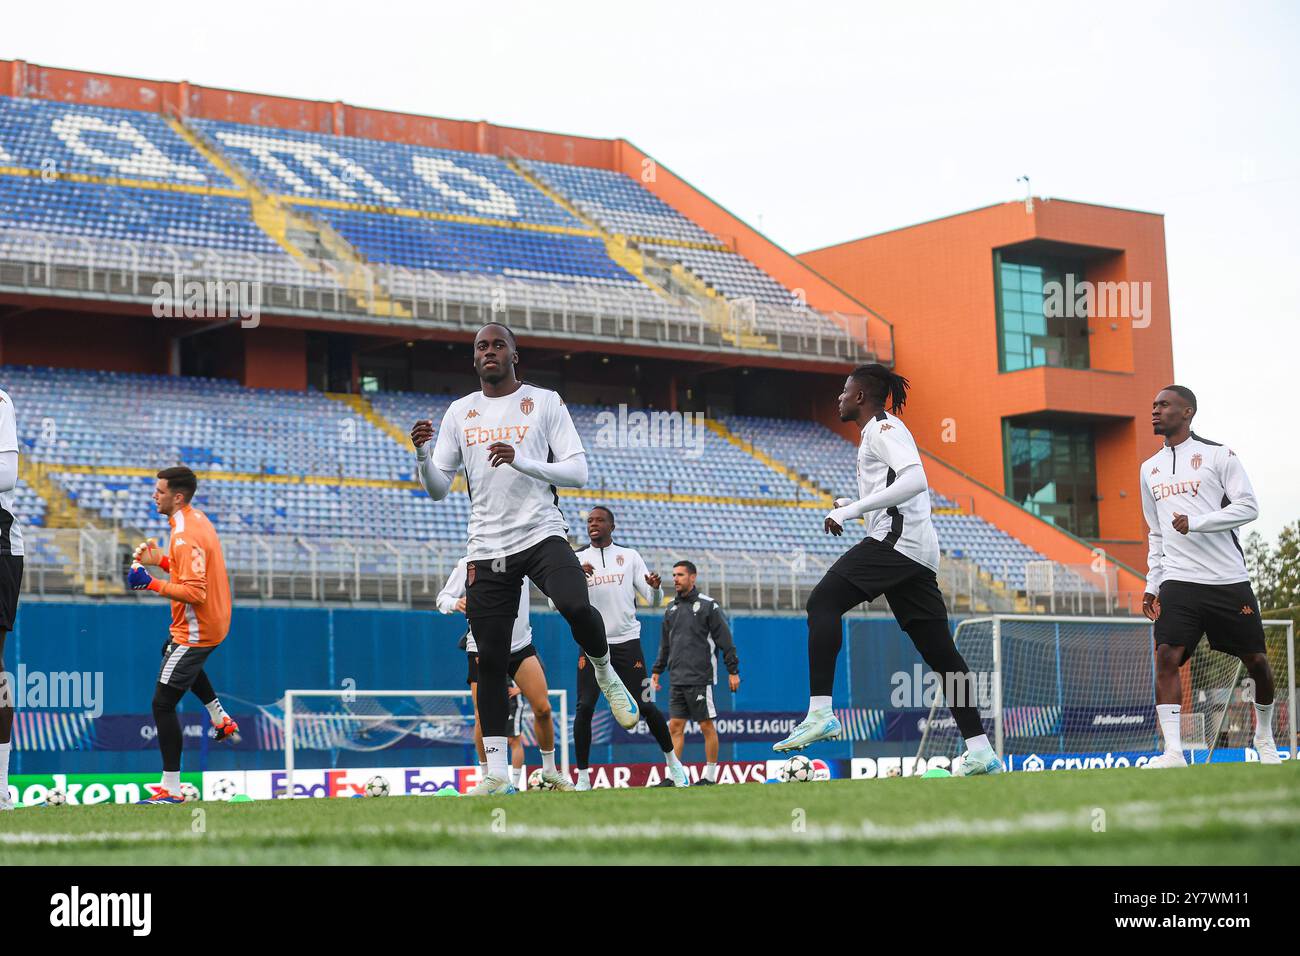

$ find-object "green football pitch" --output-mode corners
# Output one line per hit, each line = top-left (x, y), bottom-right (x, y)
(2, 763), (1296, 865)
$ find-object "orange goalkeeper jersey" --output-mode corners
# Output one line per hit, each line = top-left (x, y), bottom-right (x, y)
(159, 505), (231, 647)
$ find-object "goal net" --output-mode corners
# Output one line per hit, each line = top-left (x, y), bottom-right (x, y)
(274, 689), (569, 793)
(915, 615), (1296, 764)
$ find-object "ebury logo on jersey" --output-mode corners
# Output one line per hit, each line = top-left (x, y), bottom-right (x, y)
(588, 572), (626, 588)
(464, 424), (530, 446)
(1150, 479), (1202, 501)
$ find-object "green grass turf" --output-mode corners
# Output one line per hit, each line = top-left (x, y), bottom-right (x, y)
(1, 763), (1296, 865)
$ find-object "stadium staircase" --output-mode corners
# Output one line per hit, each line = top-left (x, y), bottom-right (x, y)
(325, 392), (467, 492)
(168, 116), (410, 319)
(705, 419), (830, 504)
(20, 460), (126, 596)
(505, 156), (774, 352)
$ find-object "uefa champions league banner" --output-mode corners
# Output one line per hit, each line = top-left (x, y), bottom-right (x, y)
(850, 747), (1289, 778)
(203, 758), (853, 800)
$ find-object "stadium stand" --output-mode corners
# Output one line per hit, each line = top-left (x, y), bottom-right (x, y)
(15, 366), (1057, 598)
(0, 94), (883, 362)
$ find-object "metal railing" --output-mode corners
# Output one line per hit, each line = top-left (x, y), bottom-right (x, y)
(0, 228), (891, 366)
(22, 527), (1124, 615)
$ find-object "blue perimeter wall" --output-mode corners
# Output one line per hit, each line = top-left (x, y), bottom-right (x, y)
(7, 601), (947, 774)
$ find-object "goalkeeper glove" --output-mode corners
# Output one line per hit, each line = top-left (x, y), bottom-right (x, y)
(127, 564), (162, 592)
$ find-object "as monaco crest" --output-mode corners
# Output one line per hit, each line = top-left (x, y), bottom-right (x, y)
(520, 396), (535, 416)
(616, 555), (625, 566)
(1191, 453), (1202, 470)
(466, 562), (476, 586)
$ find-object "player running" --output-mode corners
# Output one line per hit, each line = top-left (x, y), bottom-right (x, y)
(437, 556), (573, 790)
(574, 506), (689, 790)
(0, 387), (24, 811)
(412, 323), (640, 796)
(127, 467), (240, 804)
(773, 365), (1001, 776)
(1141, 385), (1280, 767)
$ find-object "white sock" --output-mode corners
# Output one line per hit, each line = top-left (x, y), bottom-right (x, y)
(577, 767), (591, 786)
(1157, 704), (1183, 755)
(204, 698), (229, 724)
(478, 762), (488, 778)
(484, 735), (509, 780)
(541, 749), (556, 773)
(965, 734), (991, 753)
(0, 741), (10, 796)
(162, 770), (181, 793)
(512, 766), (524, 787)
(664, 750), (682, 767)
(705, 762), (717, 782)
(808, 695), (832, 716)
(1254, 702), (1276, 744)
(589, 651), (611, 680)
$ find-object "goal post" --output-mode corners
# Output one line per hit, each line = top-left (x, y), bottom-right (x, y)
(282, 689), (569, 796)
(915, 615), (1296, 764)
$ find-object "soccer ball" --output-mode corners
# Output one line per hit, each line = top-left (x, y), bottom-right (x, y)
(527, 768), (551, 791)
(179, 782), (200, 802)
(779, 754), (814, 783)
(209, 777), (239, 802)
(44, 788), (67, 807)
(364, 775), (390, 798)
(886, 766), (902, 778)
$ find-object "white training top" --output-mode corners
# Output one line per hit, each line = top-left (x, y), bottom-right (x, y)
(429, 383), (584, 560)
(435, 556), (532, 653)
(854, 410), (939, 572)
(1140, 433), (1258, 590)
(575, 541), (660, 644)
(0, 389), (23, 557)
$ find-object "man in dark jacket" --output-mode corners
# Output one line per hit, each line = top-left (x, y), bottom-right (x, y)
(651, 560), (740, 784)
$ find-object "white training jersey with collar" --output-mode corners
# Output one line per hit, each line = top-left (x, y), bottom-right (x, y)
(0, 389), (22, 557)
(853, 410), (939, 572)
(435, 556), (532, 653)
(428, 383), (584, 561)
(1140, 433), (1258, 591)
(576, 541), (660, 644)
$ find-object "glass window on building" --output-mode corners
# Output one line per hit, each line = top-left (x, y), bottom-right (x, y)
(995, 251), (1091, 371)
(1004, 418), (1099, 538)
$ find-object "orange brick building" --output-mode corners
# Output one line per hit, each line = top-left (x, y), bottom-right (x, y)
(801, 199), (1175, 571)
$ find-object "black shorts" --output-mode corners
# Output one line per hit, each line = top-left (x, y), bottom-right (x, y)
(506, 689), (527, 737)
(157, 640), (217, 690)
(465, 535), (583, 624)
(1154, 580), (1267, 660)
(669, 683), (717, 721)
(577, 639), (654, 709)
(0, 555), (22, 631)
(826, 537), (947, 628)
(466, 644), (537, 687)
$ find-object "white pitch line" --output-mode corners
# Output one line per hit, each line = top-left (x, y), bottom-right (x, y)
(1, 787), (1296, 848)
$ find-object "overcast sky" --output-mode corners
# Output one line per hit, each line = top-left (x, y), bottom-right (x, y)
(5, 0), (1296, 540)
